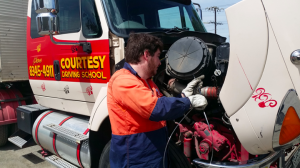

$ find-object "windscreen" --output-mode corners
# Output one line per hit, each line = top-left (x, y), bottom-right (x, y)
(102, 0), (206, 37)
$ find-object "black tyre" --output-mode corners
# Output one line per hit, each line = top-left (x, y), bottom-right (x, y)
(98, 140), (110, 168)
(0, 125), (8, 146)
(168, 141), (191, 168)
(98, 140), (191, 168)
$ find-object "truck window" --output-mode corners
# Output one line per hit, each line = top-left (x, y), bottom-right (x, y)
(30, 2), (42, 39)
(158, 7), (182, 29)
(158, 6), (197, 31)
(102, 0), (207, 37)
(183, 7), (195, 31)
(31, 0), (101, 39)
(58, 0), (80, 34)
(81, 0), (102, 38)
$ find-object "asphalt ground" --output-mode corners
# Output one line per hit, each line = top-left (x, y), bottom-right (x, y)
(0, 141), (54, 168)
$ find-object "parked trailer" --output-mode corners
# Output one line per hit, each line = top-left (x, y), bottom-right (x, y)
(0, 0), (35, 146)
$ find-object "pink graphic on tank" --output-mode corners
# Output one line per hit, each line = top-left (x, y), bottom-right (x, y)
(252, 88), (277, 108)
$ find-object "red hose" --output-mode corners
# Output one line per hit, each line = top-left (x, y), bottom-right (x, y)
(221, 144), (236, 161)
(194, 137), (202, 159)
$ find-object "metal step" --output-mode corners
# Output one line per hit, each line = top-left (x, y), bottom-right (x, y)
(8, 130), (36, 148)
(45, 155), (78, 168)
(43, 124), (88, 144)
(8, 136), (27, 148)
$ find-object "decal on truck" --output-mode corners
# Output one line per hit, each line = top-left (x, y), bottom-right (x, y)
(27, 16), (110, 84)
(33, 58), (42, 64)
(60, 55), (107, 80)
(84, 85), (93, 96)
(41, 83), (46, 91)
(29, 65), (54, 78)
(28, 55), (108, 80)
(64, 85), (69, 94)
(252, 88), (277, 108)
(71, 46), (79, 53)
(35, 44), (41, 53)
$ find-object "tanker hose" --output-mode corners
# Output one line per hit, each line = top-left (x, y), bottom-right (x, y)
(221, 144), (235, 161)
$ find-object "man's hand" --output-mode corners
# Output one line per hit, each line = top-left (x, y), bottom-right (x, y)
(182, 75), (204, 97)
(188, 94), (207, 110)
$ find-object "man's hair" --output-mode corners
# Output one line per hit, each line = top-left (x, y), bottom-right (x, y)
(125, 33), (163, 64)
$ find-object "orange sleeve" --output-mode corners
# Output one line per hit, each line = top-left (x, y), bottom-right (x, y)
(111, 75), (158, 119)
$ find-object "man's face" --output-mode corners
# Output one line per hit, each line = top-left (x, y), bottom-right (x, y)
(148, 49), (161, 77)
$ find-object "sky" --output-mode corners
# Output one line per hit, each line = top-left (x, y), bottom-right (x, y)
(192, 0), (242, 41)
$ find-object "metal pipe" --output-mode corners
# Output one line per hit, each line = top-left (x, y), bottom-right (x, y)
(200, 87), (218, 99)
(193, 151), (283, 168)
(221, 144), (235, 161)
(0, 96), (32, 103)
(167, 79), (186, 95)
(50, 33), (81, 46)
(184, 138), (192, 162)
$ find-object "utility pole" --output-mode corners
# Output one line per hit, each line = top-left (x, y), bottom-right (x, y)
(205, 6), (224, 34)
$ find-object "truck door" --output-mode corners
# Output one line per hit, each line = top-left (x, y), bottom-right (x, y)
(261, 0), (300, 92)
(27, 0), (110, 115)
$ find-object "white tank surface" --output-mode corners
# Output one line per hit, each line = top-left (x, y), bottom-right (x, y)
(32, 111), (91, 168)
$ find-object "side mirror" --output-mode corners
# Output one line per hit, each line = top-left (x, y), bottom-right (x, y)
(36, 13), (59, 36)
(34, 0), (59, 36)
(33, 0), (92, 53)
(34, 0), (59, 13)
(193, 3), (203, 20)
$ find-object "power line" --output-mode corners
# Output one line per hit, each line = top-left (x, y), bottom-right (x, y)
(205, 6), (224, 34)
(203, 21), (223, 25)
(203, 3), (235, 9)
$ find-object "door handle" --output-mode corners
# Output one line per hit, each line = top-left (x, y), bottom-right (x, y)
(53, 60), (61, 81)
(290, 50), (300, 65)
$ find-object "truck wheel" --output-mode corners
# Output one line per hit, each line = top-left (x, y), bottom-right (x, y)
(98, 140), (191, 168)
(0, 125), (8, 146)
(168, 141), (192, 168)
(98, 140), (110, 168)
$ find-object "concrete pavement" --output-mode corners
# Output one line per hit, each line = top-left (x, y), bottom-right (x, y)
(0, 141), (54, 168)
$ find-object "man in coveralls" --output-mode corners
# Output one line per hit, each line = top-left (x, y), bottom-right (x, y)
(107, 33), (207, 168)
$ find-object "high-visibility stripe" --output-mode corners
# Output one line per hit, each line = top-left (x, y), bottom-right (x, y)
(77, 144), (83, 168)
(83, 128), (89, 135)
(52, 134), (58, 156)
(59, 116), (73, 126)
